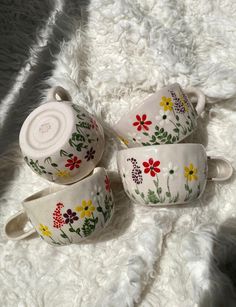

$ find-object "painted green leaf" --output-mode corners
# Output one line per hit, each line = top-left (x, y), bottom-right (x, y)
(51, 163), (58, 167)
(60, 233), (68, 238)
(173, 128), (179, 133)
(143, 132), (149, 136)
(176, 115), (180, 121)
(185, 184), (189, 191)
(176, 123), (181, 127)
(76, 228), (81, 234)
(174, 193), (179, 203)
(147, 190), (159, 204)
(166, 192), (171, 197)
(135, 189), (140, 195)
(97, 207), (103, 212)
(160, 128), (164, 133)
(157, 187), (162, 194)
(153, 180), (158, 188)
(172, 136), (177, 142)
(69, 228), (75, 232)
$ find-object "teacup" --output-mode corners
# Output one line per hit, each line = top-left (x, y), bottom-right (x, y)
(19, 86), (105, 184)
(4, 168), (114, 245)
(117, 144), (233, 206)
(113, 83), (205, 147)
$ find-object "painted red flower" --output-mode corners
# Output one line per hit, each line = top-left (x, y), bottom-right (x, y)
(65, 156), (81, 170)
(105, 175), (111, 192)
(91, 118), (98, 130)
(133, 114), (152, 131)
(142, 158), (161, 177)
(53, 203), (65, 228)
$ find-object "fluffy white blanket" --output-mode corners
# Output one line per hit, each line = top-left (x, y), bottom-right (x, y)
(1, 1), (236, 306)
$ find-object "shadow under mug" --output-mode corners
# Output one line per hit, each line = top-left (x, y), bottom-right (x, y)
(113, 83), (205, 148)
(4, 168), (114, 246)
(117, 144), (233, 206)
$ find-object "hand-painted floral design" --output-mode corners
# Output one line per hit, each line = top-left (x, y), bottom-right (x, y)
(163, 162), (178, 180)
(91, 185), (104, 198)
(155, 110), (173, 127)
(143, 158), (161, 177)
(127, 158), (143, 184)
(184, 163), (198, 181)
(39, 224), (52, 236)
(133, 114), (152, 131)
(65, 156), (82, 170)
(160, 96), (173, 111)
(75, 200), (95, 218)
(63, 209), (79, 224)
(169, 90), (186, 114)
(56, 170), (71, 178)
(84, 147), (96, 161)
(53, 203), (65, 228)
(105, 176), (111, 192)
(139, 87), (198, 146)
(90, 118), (98, 130)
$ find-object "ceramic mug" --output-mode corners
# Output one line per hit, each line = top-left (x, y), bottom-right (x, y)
(113, 83), (205, 147)
(4, 168), (114, 245)
(117, 144), (233, 206)
(19, 86), (105, 184)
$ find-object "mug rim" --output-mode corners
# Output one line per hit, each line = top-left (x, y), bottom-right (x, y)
(23, 167), (104, 205)
(113, 82), (180, 128)
(117, 143), (205, 156)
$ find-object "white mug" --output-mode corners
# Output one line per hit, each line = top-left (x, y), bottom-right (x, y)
(4, 168), (114, 245)
(117, 144), (233, 206)
(19, 86), (105, 184)
(114, 83), (205, 147)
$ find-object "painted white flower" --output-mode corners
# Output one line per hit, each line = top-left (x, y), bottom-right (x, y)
(155, 110), (173, 127)
(163, 162), (178, 180)
(91, 185), (104, 199)
(127, 132), (143, 143)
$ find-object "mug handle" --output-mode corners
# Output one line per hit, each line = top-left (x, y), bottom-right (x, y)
(4, 209), (36, 240)
(207, 156), (233, 182)
(47, 86), (71, 102)
(185, 87), (205, 116)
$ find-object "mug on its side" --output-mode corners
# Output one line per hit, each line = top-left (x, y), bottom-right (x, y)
(4, 168), (114, 245)
(19, 86), (105, 184)
(117, 144), (233, 206)
(114, 83), (205, 147)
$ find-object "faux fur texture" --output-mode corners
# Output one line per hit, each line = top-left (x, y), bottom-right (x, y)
(0, 1), (236, 306)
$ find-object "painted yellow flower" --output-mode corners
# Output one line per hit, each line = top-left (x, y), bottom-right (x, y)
(75, 200), (95, 218)
(117, 135), (129, 146)
(56, 170), (71, 178)
(160, 96), (173, 111)
(39, 224), (52, 237)
(184, 163), (198, 181)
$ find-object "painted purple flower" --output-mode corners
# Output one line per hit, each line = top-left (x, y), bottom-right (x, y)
(127, 158), (143, 185)
(169, 90), (185, 114)
(63, 209), (79, 224)
(84, 147), (96, 161)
